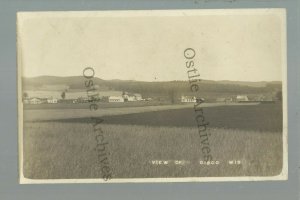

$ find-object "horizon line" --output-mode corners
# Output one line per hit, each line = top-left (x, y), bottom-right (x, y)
(22, 75), (282, 83)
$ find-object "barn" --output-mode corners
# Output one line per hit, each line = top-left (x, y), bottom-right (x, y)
(108, 96), (124, 102)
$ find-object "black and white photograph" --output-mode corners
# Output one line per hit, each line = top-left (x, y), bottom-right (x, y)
(17, 9), (287, 183)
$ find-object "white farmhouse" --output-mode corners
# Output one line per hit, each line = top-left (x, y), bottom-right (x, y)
(47, 97), (58, 104)
(123, 93), (142, 102)
(29, 98), (42, 104)
(181, 96), (196, 103)
(236, 95), (249, 102)
(134, 93), (142, 101)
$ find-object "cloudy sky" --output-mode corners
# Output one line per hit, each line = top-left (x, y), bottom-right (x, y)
(18, 9), (285, 82)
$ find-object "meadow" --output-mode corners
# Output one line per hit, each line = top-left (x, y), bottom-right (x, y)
(56, 103), (282, 132)
(23, 100), (170, 110)
(22, 103), (283, 179)
(23, 102), (259, 121)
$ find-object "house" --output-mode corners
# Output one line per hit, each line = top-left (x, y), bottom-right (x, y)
(181, 96), (196, 103)
(109, 96), (124, 103)
(236, 95), (249, 102)
(121, 92), (143, 102)
(29, 97), (42, 104)
(47, 97), (58, 104)
(134, 93), (142, 101)
(127, 95), (136, 101)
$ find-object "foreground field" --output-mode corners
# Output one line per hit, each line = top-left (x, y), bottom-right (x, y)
(23, 123), (282, 179)
(22, 103), (283, 179)
(56, 103), (282, 132)
(23, 102), (259, 121)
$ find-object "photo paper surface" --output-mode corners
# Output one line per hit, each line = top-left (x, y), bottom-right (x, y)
(17, 9), (287, 183)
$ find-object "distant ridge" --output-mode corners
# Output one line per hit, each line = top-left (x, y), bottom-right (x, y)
(22, 75), (281, 88)
(22, 76), (282, 99)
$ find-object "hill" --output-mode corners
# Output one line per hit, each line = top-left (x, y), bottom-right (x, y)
(22, 76), (282, 100)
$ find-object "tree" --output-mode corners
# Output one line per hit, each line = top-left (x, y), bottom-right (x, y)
(23, 92), (28, 99)
(61, 91), (66, 100)
(168, 88), (176, 104)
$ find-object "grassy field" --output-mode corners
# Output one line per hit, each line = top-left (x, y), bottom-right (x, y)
(54, 103), (282, 132)
(23, 100), (171, 110)
(23, 123), (282, 179)
(23, 102), (260, 122)
(23, 104), (193, 121)
(22, 103), (283, 179)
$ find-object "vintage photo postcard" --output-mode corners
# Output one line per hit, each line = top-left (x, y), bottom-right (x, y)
(17, 9), (287, 184)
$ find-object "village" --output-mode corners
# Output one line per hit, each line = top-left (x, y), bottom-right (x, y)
(23, 91), (146, 104)
(23, 90), (279, 105)
(181, 94), (278, 103)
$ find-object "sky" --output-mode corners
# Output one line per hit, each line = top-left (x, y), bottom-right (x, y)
(18, 9), (286, 82)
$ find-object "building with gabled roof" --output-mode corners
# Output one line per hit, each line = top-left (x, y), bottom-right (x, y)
(181, 96), (196, 103)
